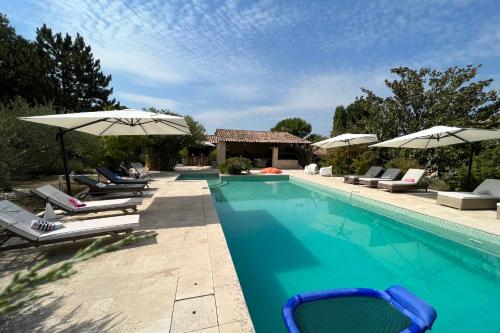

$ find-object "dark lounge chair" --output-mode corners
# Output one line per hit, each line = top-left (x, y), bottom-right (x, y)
(96, 167), (150, 187)
(74, 175), (146, 197)
(344, 166), (384, 184)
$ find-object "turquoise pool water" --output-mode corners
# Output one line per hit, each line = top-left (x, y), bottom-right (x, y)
(210, 178), (500, 333)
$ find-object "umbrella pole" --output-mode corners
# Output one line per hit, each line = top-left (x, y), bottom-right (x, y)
(467, 143), (473, 191)
(56, 130), (72, 195)
(347, 143), (352, 174)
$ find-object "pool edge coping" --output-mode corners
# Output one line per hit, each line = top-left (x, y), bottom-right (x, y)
(200, 180), (256, 331)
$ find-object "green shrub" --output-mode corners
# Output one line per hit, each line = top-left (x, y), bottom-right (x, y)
(352, 149), (378, 175)
(179, 147), (188, 159)
(209, 149), (218, 161)
(455, 143), (500, 190)
(320, 146), (378, 175)
(385, 157), (422, 175)
(219, 157), (252, 174)
(429, 178), (452, 191)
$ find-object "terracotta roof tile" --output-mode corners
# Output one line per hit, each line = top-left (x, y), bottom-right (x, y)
(206, 135), (218, 144)
(211, 129), (310, 144)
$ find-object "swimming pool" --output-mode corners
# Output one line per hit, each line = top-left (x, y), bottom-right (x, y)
(210, 177), (500, 332)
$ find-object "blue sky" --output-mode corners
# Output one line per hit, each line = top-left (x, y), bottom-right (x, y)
(2, 0), (500, 135)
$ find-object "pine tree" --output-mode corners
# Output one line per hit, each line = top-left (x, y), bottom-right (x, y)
(331, 105), (348, 136)
(35, 24), (118, 113)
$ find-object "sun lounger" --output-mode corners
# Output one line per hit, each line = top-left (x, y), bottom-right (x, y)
(74, 175), (146, 197)
(319, 166), (333, 177)
(304, 164), (318, 175)
(96, 167), (150, 186)
(344, 166), (384, 184)
(437, 179), (500, 210)
(359, 168), (401, 188)
(32, 185), (142, 215)
(377, 169), (427, 192)
(0, 200), (139, 251)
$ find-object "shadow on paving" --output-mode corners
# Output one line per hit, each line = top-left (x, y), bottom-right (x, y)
(138, 195), (207, 230)
(0, 296), (124, 333)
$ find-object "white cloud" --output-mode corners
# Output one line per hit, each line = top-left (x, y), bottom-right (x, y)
(118, 92), (179, 110)
(197, 68), (393, 134)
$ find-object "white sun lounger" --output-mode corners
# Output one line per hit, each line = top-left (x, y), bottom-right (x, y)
(0, 200), (139, 251)
(32, 185), (142, 215)
(377, 169), (427, 192)
(437, 179), (500, 210)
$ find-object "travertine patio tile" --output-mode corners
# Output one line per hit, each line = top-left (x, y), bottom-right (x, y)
(0, 174), (254, 333)
(214, 284), (251, 324)
(219, 320), (255, 333)
(109, 288), (175, 325)
(188, 325), (219, 332)
(118, 317), (172, 333)
(176, 274), (214, 300)
(171, 295), (218, 333)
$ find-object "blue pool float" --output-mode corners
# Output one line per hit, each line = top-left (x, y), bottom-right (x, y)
(283, 285), (437, 333)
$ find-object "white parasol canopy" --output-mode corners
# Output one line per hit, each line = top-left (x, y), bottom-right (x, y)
(312, 133), (378, 173)
(19, 109), (190, 136)
(313, 133), (378, 148)
(370, 126), (500, 149)
(370, 125), (500, 190)
(19, 109), (190, 194)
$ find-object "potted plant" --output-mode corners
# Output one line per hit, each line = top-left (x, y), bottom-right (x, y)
(209, 149), (218, 168)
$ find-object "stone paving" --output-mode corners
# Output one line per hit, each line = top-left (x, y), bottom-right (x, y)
(284, 170), (500, 237)
(0, 173), (254, 333)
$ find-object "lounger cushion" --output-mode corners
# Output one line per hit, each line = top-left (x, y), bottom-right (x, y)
(0, 201), (48, 240)
(38, 215), (139, 241)
(437, 192), (500, 200)
(473, 179), (500, 197)
(401, 169), (425, 182)
(379, 169), (426, 187)
(33, 185), (142, 213)
(0, 200), (140, 242)
(365, 166), (384, 177)
(378, 181), (420, 186)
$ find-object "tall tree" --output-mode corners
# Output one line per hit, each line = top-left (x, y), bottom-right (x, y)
(35, 24), (117, 113)
(271, 117), (312, 138)
(271, 117), (316, 166)
(0, 14), (52, 104)
(331, 105), (348, 136)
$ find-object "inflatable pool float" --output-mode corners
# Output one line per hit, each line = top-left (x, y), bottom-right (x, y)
(282, 285), (437, 333)
(260, 167), (282, 174)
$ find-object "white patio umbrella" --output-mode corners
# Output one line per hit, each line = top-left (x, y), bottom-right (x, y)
(370, 126), (500, 189)
(312, 133), (378, 172)
(20, 109), (190, 194)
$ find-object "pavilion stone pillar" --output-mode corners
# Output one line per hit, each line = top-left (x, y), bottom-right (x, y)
(217, 141), (226, 166)
(272, 146), (279, 168)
